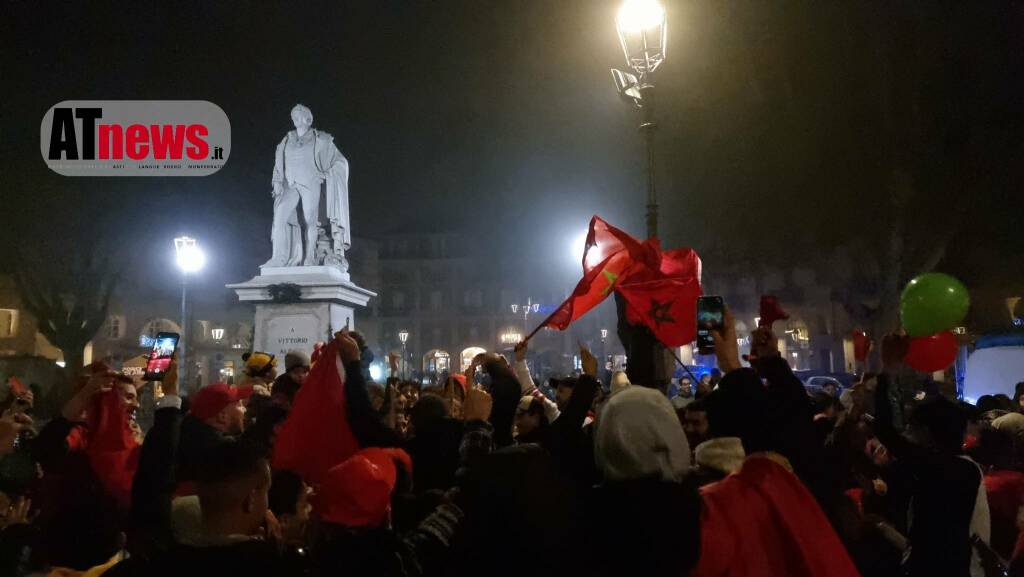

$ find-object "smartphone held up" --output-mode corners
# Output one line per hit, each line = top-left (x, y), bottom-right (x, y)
(143, 332), (180, 381)
(696, 296), (725, 355)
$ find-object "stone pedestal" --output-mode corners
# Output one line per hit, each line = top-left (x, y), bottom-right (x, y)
(227, 266), (375, 359)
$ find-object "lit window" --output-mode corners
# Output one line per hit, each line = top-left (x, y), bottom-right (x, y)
(106, 316), (124, 340)
(0, 309), (19, 338)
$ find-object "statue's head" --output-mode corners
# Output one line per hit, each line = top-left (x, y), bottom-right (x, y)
(290, 104), (313, 130)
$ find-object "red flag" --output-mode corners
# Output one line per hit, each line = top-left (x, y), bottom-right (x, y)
(619, 248), (704, 347)
(8, 376), (28, 396)
(534, 216), (646, 333)
(85, 385), (141, 510)
(533, 217), (703, 348)
(759, 295), (790, 328)
(852, 330), (871, 362)
(272, 337), (360, 487)
(693, 456), (860, 577)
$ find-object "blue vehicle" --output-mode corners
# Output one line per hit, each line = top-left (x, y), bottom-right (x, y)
(793, 370), (858, 396)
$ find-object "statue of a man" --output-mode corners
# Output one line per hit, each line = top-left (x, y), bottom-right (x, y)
(263, 104), (351, 268)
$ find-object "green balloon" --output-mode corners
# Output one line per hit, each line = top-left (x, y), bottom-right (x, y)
(900, 273), (970, 337)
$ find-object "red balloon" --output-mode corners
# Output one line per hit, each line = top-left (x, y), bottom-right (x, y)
(852, 330), (871, 362)
(904, 331), (959, 373)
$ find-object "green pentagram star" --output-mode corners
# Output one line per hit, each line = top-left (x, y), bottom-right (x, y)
(600, 268), (620, 296)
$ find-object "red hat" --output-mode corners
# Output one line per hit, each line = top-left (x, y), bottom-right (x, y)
(189, 383), (254, 421)
(450, 373), (467, 393)
(318, 447), (412, 528)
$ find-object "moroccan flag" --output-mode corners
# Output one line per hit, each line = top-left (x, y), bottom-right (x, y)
(533, 216), (648, 333)
(619, 248), (703, 347)
(272, 336), (360, 487)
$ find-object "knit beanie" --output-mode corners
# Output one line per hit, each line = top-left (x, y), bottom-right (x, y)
(285, 350), (311, 372)
(595, 386), (691, 482)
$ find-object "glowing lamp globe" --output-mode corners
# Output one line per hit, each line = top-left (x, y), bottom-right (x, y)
(174, 236), (206, 273)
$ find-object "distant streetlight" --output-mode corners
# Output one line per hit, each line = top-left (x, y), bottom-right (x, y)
(211, 328), (225, 341)
(398, 329), (409, 379)
(501, 329), (524, 346)
(612, 0), (667, 239)
(511, 298), (540, 334)
(174, 236), (205, 392)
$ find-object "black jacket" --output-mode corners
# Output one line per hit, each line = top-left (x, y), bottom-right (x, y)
(127, 403), (183, 560)
(343, 359), (402, 449)
(176, 414), (226, 483)
(586, 478), (702, 577)
(404, 417), (464, 494)
(875, 374), (981, 577)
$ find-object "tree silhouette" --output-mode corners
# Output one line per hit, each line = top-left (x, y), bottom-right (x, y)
(12, 242), (120, 393)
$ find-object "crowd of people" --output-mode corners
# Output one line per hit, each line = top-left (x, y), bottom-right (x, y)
(1, 308), (1023, 577)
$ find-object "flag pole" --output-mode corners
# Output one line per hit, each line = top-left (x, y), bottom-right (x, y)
(668, 348), (701, 385)
(522, 321), (547, 343)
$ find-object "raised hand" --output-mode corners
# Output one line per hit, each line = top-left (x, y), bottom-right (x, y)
(0, 412), (33, 455)
(463, 387), (493, 423)
(0, 497), (34, 529)
(337, 332), (361, 364)
(162, 353), (179, 397)
(710, 305), (742, 373)
(514, 341), (528, 362)
(63, 371), (116, 422)
(750, 325), (780, 360)
(580, 344), (598, 378)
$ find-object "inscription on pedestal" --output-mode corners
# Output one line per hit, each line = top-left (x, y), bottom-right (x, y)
(265, 313), (320, 357)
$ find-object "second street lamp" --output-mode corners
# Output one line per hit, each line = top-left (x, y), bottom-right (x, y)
(174, 236), (206, 393)
(511, 298), (540, 335)
(398, 329), (409, 380)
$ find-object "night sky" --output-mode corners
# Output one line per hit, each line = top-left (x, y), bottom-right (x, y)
(2, 1), (1022, 305)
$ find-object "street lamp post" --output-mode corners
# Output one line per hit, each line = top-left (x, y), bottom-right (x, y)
(601, 328), (609, 379)
(611, 0), (674, 393)
(398, 329), (409, 380)
(511, 298), (540, 335)
(612, 0), (667, 239)
(174, 236), (206, 394)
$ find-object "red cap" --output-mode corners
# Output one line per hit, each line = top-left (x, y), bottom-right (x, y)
(450, 373), (467, 393)
(189, 383), (254, 421)
(319, 447), (412, 528)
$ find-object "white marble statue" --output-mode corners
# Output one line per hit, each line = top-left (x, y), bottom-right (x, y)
(263, 104), (351, 269)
